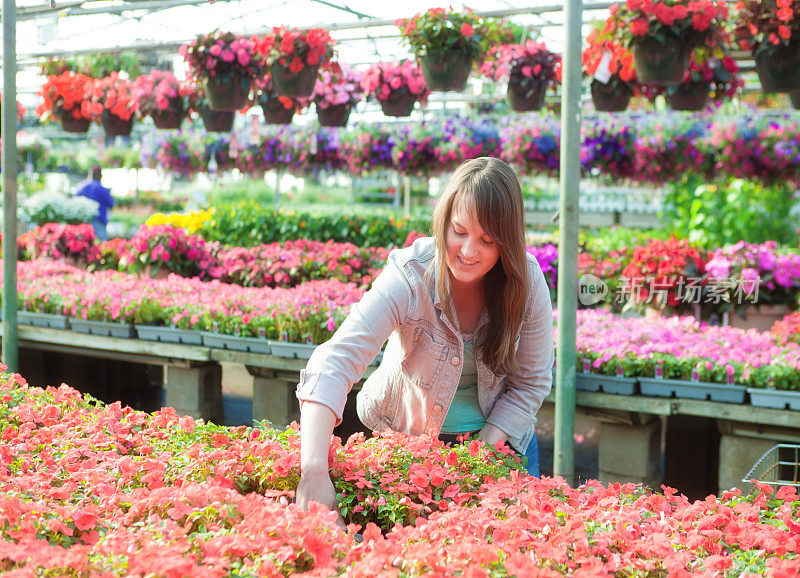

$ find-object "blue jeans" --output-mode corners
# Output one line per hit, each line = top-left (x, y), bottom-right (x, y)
(519, 433), (540, 477)
(438, 431), (539, 477)
(91, 220), (108, 241)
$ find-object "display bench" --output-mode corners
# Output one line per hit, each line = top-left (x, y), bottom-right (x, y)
(4, 324), (798, 494)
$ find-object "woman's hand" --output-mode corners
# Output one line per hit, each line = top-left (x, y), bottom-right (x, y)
(298, 401), (345, 529)
(296, 468), (346, 529)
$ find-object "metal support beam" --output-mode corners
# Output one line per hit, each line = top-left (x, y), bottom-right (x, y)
(554, 0), (582, 483)
(2, 0), (18, 371)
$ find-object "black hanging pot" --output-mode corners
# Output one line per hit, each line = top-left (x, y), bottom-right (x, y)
(199, 105), (235, 132)
(666, 81), (711, 111)
(58, 110), (91, 133)
(151, 103), (185, 130)
(754, 42), (800, 93)
(260, 95), (295, 125)
(317, 103), (352, 127)
(204, 74), (252, 111)
(632, 33), (692, 86)
(379, 90), (417, 117)
(507, 78), (547, 112)
(271, 62), (319, 98)
(101, 110), (134, 137)
(419, 50), (474, 92)
(590, 78), (633, 112)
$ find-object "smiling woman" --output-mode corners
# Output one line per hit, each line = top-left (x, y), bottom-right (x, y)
(294, 157), (555, 525)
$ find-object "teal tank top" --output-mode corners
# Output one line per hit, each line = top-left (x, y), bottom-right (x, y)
(440, 333), (487, 434)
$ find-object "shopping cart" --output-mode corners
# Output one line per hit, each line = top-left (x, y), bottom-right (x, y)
(743, 444), (800, 491)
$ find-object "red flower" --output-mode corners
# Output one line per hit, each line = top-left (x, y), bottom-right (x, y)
(630, 17), (649, 36)
(460, 23), (474, 38)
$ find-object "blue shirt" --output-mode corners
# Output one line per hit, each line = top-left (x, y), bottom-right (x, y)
(75, 179), (114, 225)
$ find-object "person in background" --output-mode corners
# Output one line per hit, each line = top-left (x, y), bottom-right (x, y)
(295, 157), (554, 525)
(75, 164), (114, 241)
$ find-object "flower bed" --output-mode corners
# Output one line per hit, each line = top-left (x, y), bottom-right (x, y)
(214, 239), (388, 289)
(196, 203), (429, 248)
(12, 260), (364, 342)
(575, 309), (800, 391)
(0, 370), (798, 575)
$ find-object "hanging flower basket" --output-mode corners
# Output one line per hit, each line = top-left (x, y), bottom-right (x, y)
(260, 95), (295, 124)
(590, 78), (633, 112)
(419, 51), (474, 92)
(631, 34), (692, 86)
(151, 108), (184, 130)
(666, 81), (711, 111)
(204, 75), (252, 111)
(58, 110), (91, 133)
(271, 62), (319, 98)
(380, 90), (417, 117)
(754, 42), (800, 93)
(317, 103), (351, 127)
(100, 111), (134, 137)
(507, 78), (547, 112)
(199, 106), (235, 132)
(362, 60), (428, 117)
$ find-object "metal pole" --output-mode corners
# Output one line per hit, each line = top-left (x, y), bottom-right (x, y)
(2, 0), (18, 371)
(554, 0), (582, 483)
(403, 175), (411, 218)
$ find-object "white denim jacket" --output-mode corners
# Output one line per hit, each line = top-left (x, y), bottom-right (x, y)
(295, 236), (554, 453)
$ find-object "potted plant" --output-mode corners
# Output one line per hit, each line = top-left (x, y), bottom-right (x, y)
(191, 86), (235, 132)
(87, 73), (136, 137)
(312, 64), (364, 127)
(395, 7), (505, 92)
(735, 0), (800, 92)
(619, 237), (707, 316)
(35, 71), (95, 133)
(257, 26), (335, 98)
(603, 0), (729, 86)
(132, 70), (194, 130)
(253, 75), (307, 125)
(664, 53), (743, 111)
(479, 40), (561, 112)
(361, 60), (429, 117)
(583, 27), (640, 112)
(181, 31), (262, 111)
(706, 240), (800, 331)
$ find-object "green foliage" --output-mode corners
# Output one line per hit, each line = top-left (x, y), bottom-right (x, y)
(665, 176), (799, 246)
(101, 147), (141, 169)
(40, 53), (142, 79)
(580, 226), (677, 253)
(82, 53), (142, 79)
(199, 201), (430, 247)
(204, 179), (277, 207)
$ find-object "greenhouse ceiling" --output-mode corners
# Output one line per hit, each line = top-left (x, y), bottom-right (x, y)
(7, 1), (612, 101)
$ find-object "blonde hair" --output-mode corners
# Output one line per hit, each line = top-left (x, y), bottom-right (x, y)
(430, 157), (528, 376)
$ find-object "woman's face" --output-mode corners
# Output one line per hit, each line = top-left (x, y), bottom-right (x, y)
(445, 198), (501, 288)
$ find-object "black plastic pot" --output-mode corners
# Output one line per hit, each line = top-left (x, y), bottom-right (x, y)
(507, 78), (547, 112)
(590, 78), (633, 112)
(632, 33), (692, 86)
(316, 103), (351, 127)
(204, 75), (252, 111)
(419, 51), (474, 92)
(271, 63), (319, 98)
